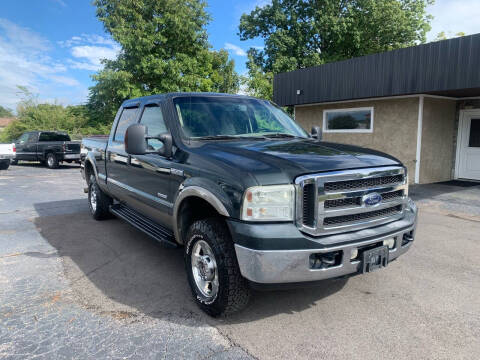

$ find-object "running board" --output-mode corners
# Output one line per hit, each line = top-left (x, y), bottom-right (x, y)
(110, 204), (177, 248)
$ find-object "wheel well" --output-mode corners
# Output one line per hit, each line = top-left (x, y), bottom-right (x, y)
(177, 196), (224, 244)
(84, 161), (94, 185)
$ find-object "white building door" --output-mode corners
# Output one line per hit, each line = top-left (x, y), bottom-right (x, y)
(456, 110), (480, 180)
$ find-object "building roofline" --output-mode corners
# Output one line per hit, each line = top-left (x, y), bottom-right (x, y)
(274, 33), (480, 106)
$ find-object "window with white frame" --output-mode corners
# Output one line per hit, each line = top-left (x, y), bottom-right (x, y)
(323, 107), (374, 133)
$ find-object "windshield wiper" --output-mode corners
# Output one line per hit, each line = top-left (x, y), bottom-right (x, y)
(261, 133), (298, 138)
(194, 135), (239, 140)
(194, 135), (267, 140)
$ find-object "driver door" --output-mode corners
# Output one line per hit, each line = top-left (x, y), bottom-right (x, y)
(124, 103), (174, 228)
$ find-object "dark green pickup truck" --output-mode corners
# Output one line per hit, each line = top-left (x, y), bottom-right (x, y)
(13, 131), (81, 168)
(81, 93), (417, 316)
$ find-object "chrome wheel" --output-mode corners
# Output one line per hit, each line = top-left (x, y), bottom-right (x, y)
(89, 185), (97, 212)
(47, 155), (54, 167)
(191, 240), (219, 299)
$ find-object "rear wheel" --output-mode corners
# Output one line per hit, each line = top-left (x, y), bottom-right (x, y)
(88, 175), (112, 220)
(46, 153), (59, 169)
(185, 218), (250, 316)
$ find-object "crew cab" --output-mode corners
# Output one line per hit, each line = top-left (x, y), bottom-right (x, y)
(0, 143), (15, 170)
(81, 93), (418, 316)
(13, 131), (81, 168)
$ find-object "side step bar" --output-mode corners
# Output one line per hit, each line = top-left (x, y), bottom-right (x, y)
(110, 204), (178, 248)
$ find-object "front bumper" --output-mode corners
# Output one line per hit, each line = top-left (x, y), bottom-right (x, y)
(230, 200), (418, 284)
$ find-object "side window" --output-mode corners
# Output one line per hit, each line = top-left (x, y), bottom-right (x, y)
(17, 133), (29, 143)
(114, 107), (138, 142)
(139, 105), (167, 151)
(27, 133), (38, 143)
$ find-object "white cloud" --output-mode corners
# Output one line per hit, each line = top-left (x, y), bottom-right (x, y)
(0, 18), (83, 109)
(225, 42), (247, 56)
(59, 34), (120, 71)
(70, 44), (119, 70)
(427, 0), (480, 41)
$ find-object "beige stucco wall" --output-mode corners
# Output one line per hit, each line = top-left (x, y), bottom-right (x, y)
(419, 98), (457, 183)
(295, 98), (419, 183)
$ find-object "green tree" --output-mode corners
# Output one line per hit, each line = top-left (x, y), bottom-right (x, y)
(242, 56), (274, 100)
(0, 87), (107, 142)
(239, 0), (434, 98)
(88, 0), (240, 124)
(0, 105), (13, 117)
(434, 31), (466, 41)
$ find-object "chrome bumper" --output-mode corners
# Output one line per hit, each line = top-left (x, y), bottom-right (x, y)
(235, 200), (418, 284)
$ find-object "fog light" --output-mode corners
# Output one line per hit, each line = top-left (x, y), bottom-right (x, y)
(383, 238), (395, 249)
(350, 248), (358, 260)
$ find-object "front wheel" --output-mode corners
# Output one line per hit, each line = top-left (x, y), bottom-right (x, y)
(10, 159), (17, 165)
(185, 218), (250, 316)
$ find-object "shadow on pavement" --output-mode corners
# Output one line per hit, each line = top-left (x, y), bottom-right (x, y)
(33, 199), (346, 324)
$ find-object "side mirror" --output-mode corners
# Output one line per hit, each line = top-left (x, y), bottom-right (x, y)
(125, 124), (148, 155)
(125, 124), (173, 158)
(311, 126), (322, 141)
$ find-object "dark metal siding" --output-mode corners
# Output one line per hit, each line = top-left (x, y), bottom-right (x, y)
(274, 33), (480, 106)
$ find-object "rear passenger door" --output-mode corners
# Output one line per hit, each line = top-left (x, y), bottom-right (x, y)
(125, 103), (174, 227)
(106, 106), (139, 202)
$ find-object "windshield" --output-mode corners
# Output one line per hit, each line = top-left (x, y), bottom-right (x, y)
(173, 96), (308, 139)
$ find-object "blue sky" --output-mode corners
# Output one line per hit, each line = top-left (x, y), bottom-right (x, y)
(0, 0), (479, 111)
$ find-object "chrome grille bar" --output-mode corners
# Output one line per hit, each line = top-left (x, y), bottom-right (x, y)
(295, 166), (407, 236)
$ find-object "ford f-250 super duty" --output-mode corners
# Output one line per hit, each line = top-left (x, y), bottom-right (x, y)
(81, 93), (417, 316)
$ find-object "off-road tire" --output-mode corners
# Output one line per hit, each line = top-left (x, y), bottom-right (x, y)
(0, 161), (9, 170)
(88, 175), (112, 220)
(185, 218), (250, 316)
(46, 153), (59, 169)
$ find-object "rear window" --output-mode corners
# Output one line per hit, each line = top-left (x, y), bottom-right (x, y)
(114, 107), (139, 142)
(39, 133), (71, 141)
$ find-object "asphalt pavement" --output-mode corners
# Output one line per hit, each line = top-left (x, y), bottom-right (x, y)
(1, 163), (479, 359)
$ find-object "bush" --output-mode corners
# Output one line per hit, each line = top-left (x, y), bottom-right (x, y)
(0, 88), (109, 142)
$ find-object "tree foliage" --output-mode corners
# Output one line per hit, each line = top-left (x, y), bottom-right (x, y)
(434, 31), (465, 41)
(0, 105), (13, 118)
(239, 0), (434, 98)
(88, 0), (240, 124)
(0, 88), (108, 142)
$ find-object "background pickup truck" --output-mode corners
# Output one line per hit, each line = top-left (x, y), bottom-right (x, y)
(0, 143), (15, 170)
(13, 131), (81, 169)
(81, 92), (418, 316)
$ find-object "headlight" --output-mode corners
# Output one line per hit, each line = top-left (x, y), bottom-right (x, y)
(241, 185), (295, 221)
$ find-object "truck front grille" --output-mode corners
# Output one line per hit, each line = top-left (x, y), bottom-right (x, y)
(323, 205), (403, 226)
(296, 167), (407, 236)
(324, 175), (404, 192)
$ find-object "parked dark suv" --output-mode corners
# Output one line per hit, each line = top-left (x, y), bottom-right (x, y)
(81, 93), (417, 316)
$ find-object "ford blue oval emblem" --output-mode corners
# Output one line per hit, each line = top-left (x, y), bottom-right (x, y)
(362, 192), (382, 207)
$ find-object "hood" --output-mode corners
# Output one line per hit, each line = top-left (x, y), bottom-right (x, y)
(196, 138), (402, 185)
